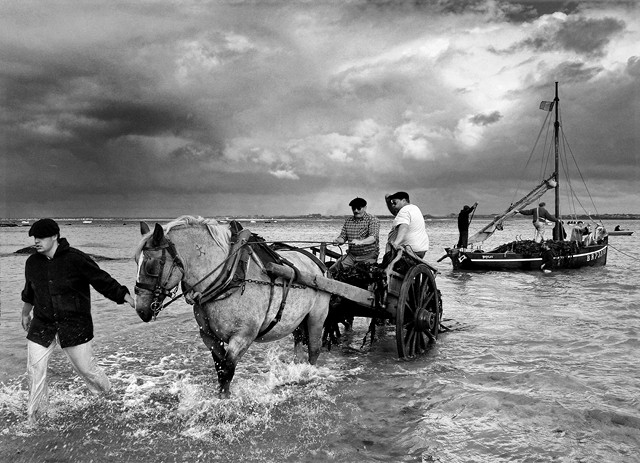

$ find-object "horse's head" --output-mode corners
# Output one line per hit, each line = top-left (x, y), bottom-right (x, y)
(134, 222), (184, 322)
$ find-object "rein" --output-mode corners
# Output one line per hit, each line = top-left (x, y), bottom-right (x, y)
(144, 244), (243, 318)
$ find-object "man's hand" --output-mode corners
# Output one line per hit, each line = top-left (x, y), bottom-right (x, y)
(21, 302), (33, 332)
(22, 313), (31, 332)
(124, 293), (135, 308)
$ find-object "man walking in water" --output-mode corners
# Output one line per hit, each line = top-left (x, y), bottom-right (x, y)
(21, 218), (135, 425)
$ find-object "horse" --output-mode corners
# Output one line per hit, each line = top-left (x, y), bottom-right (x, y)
(133, 215), (330, 397)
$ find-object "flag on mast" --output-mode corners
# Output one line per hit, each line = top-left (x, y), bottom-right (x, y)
(539, 101), (554, 111)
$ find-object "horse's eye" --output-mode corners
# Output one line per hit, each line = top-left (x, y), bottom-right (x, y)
(144, 259), (161, 277)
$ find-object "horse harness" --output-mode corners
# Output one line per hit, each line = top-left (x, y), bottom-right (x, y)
(134, 238), (185, 319)
(138, 221), (325, 338)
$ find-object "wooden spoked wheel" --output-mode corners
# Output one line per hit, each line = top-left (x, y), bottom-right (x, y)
(395, 264), (441, 359)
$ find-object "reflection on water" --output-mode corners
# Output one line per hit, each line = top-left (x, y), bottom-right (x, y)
(1, 220), (639, 462)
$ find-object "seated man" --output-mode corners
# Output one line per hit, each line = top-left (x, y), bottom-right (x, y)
(570, 220), (585, 243)
(385, 191), (430, 258)
(329, 197), (380, 278)
(581, 224), (594, 246)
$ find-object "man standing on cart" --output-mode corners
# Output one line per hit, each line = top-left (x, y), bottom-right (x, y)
(329, 197), (380, 277)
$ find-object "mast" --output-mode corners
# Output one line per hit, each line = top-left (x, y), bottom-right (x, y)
(553, 82), (562, 234)
(554, 82), (561, 239)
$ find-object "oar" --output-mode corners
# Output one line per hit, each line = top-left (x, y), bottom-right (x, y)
(468, 201), (478, 227)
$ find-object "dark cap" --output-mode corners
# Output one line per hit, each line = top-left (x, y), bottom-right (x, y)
(28, 218), (60, 238)
(463, 205), (471, 211)
(388, 191), (409, 201)
(349, 197), (367, 208)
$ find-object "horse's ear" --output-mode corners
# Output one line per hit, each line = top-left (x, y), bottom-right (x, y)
(151, 223), (165, 247)
(140, 222), (150, 236)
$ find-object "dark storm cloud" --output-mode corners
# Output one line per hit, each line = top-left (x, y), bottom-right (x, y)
(469, 111), (502, 126)
(1, 0), (638, 218)
(517, 15), (625, 56)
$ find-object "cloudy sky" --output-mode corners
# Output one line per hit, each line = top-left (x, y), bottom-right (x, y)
(1, 0), (638, 219)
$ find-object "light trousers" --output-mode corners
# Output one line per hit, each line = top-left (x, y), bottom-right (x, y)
(533, 221), (546, 243)
(26, 336), (110, 419)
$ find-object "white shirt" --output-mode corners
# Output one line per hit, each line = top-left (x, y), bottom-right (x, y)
(392, 204), (430, 252)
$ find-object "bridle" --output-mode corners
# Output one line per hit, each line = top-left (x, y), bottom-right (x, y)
(135, 238), (184, 320)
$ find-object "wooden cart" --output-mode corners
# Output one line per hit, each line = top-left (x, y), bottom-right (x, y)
(266, 246), (442, 359)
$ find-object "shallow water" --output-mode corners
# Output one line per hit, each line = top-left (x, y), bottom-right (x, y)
(1, 218), (639, 462)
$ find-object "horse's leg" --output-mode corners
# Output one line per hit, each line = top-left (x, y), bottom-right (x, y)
(220, 333), (255, 394)
(293, 322), (309, 363)
(196, 329), (234, 397)
(194, 305), (236, 398)
(306, 302), (328, 365)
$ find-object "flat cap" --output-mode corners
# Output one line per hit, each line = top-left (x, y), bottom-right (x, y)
(349, 197), (367, 208)
(28, 218), (60, 238)
(387, 191), (409, 201)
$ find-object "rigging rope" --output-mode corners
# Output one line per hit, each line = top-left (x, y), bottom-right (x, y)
(512, 109), (554, 206)
(607, 243), (640, 263)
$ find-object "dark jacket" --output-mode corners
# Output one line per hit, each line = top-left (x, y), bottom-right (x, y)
(21, 238), (130, 348)
(520, 206), (558, 223)
(457, 205), (476, 230)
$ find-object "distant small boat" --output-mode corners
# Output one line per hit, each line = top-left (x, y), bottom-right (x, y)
(608, 230), (634, 236)
(82, 220), (93, 224)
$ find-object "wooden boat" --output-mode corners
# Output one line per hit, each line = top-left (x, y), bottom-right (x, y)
(608, 230), (633, 236)
(443, 83), (608, 271)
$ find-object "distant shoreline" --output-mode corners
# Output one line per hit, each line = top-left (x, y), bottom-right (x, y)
(2, 213), (640, 224)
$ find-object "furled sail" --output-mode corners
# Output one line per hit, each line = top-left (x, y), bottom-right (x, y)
(467, 174), (557, 245)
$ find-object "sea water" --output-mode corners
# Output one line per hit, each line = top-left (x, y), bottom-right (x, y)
(1, 218), (639, 462)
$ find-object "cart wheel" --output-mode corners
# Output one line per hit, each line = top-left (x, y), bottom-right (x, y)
(396, 264), (441, 359)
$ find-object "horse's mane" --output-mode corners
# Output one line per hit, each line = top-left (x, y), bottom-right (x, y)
(135, 215), (231, 257)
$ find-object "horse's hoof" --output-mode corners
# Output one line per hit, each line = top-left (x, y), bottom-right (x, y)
(218, 390), (231, 399)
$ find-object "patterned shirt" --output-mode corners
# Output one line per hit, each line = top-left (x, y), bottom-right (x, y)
(338, 212), (380, 256)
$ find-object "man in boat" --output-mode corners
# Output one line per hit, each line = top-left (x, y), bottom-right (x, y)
(456, 202), (478, 248)
(515, 202), (560, 243)
(20, 218), (135, 425)
(329, 197), (380, 277)
(570, 221), (586, 243)
(386, 191), (430, 258)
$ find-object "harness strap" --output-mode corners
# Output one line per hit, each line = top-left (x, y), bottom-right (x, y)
(194, 228), (254, 305)
(256, 272), (295, 339)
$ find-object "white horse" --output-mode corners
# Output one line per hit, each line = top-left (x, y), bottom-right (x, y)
(134, 216), (330, 396)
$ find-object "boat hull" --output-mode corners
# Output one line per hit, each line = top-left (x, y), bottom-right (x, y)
(448, 244), (608, 271)
(608, 231), (633, 236)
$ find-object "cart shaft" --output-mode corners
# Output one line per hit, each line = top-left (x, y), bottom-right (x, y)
(265, 263), (375, 307)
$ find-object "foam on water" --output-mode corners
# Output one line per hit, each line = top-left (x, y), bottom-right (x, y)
(2, 220), (639, 462)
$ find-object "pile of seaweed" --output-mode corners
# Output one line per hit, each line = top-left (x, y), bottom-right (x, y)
(489, 240), (578, 257)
